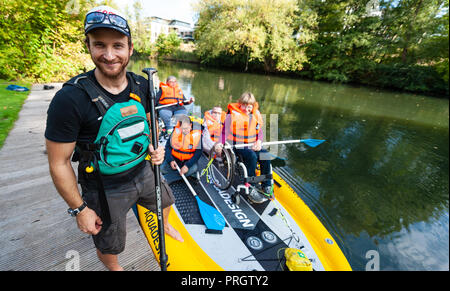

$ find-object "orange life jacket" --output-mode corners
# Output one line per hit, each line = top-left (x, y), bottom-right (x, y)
(170, 119), (202, 161)
(226, 102), (263, 144)
(204, 110), (226, 142)
(159, 82), (184, 105)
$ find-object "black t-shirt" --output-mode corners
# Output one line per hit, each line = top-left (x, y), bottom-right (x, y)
(45, 70), (150, 144)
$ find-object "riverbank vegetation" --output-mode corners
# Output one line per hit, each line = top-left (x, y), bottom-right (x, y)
(194, 0), (449, 97)
(0, 0), (96, 82)
(1, 0), (448, 97)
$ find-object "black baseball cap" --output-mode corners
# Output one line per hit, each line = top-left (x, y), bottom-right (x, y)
(84, 5), (131, 37)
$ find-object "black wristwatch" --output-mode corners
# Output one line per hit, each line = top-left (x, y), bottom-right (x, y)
(67, 201), (87, 217)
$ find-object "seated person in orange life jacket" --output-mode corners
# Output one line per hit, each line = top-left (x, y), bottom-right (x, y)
(220, 92), (273, 204)
(157, 76), (195, 136)
(161, 115), (202, 184)
(202, 106), (226, 154)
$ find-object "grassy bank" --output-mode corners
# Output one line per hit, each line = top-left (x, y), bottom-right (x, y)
(0, 80), (31, 149)
(163, 49), (200, 64)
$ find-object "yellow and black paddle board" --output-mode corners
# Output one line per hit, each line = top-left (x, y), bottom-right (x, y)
(136, 154), (351, 271)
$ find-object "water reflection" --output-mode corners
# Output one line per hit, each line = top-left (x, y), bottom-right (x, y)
(129, 58), (449, 270)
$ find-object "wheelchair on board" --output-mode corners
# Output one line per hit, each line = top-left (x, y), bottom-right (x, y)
(207, 142), (273, 205)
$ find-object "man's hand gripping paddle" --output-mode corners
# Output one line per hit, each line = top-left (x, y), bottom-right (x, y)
(142, 68), (169, 271)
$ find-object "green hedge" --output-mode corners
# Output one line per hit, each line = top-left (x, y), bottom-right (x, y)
(356, 64), (449, 97)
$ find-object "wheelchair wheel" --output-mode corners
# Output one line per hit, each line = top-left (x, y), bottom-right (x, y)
(208, 143), (235, 190)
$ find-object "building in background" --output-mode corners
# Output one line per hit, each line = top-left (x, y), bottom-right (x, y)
(144, 16), (194, 43)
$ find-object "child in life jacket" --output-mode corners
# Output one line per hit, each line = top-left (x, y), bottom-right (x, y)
(161, 115), (202, 184)
(202, 106), (226, 154)
(222, 92), (273, 203)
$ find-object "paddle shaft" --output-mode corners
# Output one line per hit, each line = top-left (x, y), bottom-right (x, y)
(155, 98), (192, 110)
(174, 163), (198, 197)
(174, 162), (226, 231)
(142, 68), (168, 271)
(155, 102), (178, 110)
(226, 139), (304, 149)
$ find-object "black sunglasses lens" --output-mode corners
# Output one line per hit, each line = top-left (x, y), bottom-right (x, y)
(86, 12), (105, 24)
(109, 14), (128, 28)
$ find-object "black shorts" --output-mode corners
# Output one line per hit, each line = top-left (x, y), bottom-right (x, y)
(81, 161), (175, 255)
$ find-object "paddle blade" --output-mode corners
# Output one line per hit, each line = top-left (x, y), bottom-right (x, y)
(195, 196), (226, 231)
(300, 139), (325, 147)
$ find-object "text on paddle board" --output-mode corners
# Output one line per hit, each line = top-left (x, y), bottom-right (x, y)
(218, 190), (254, 228)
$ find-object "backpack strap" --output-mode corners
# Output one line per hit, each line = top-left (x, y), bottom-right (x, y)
(64, 72), (116, 228)
(126, 71), (146, 104)
(64, 72), (116, 117)
(64, 70), (146, 115)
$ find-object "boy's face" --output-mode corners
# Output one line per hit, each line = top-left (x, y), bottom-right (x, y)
(211, 108), (222, 122)
(240, 103), (253, 115)
(167, 79), (177, 88)
(180, 122), (192, 135)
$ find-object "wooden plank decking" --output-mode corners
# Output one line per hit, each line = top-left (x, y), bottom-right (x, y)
(0, 84), (159, 271)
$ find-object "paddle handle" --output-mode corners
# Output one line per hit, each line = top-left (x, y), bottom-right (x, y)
(174, 163), (198, 198)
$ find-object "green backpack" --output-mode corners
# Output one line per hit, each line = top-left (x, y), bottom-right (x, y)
(65, 71), (150, 175)
(94, 98), (149, 175)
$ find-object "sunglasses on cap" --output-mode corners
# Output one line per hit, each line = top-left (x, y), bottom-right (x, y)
(85, 11), (130, 32)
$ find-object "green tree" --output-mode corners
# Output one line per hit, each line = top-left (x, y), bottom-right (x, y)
(130, 0), (148, 54)
(0, 0), (96, 82)
(302, 0), (448, 96)
(194, 0), (314, 72)
(302, 0), (385, 82)
(411, 0), (449, 83)
(372, 0), (448, 93)
(155, 32), (181, 57)
(379, 0), (447, 65)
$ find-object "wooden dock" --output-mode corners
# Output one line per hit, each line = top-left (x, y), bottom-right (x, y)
(0, 84), (160, 271)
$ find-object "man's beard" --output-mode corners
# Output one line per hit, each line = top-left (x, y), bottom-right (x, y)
(93, 56), (130, 79)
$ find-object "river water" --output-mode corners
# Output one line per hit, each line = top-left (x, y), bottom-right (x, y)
(129, 58), (449, 271)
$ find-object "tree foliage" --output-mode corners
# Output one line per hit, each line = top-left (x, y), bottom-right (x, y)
(127, 0), (153, 55)
(194, 0), (449, 96)
(300, 0), (448, 94)
(155, 32), (182, 58)
(194, 0), (314, 72)
(1, 0), (447, 96)
(0, 0), (97, 82)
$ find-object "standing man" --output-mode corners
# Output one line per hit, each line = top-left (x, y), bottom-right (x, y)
(45, 6), (182, 271)
(157, 76), (194, 135)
